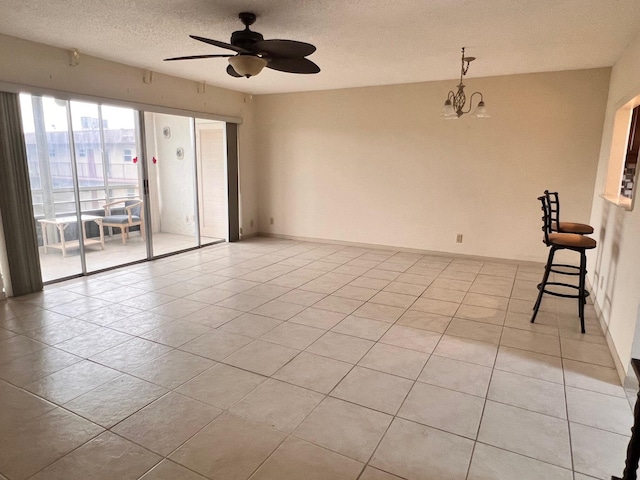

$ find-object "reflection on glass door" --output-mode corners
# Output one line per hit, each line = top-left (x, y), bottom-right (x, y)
(19, 94), (147, 282)
(144, 112), (199, 256)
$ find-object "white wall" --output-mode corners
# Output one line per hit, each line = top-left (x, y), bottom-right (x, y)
(254, 68), (610, 261)
(238, 97), (258, 237)
(588, 30), (640, 378)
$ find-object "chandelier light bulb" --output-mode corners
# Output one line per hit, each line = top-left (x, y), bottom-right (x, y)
(473, 100), (490, 118)
(441, 99), (458, 119)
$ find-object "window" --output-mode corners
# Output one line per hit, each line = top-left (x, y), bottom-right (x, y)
(123, 149), (132, 162)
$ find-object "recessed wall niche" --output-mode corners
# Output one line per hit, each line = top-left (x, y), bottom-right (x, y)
(603, 95), (640, 210)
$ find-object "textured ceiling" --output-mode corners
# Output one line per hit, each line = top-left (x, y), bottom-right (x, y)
(1, 0), (640, 95)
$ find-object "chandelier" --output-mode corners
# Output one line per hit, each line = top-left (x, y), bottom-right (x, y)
(441, 47), (489, 119)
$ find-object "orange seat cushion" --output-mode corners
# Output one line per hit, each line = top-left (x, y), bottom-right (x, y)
(557, 222), (594, 234)
(548, 233), (597, 249)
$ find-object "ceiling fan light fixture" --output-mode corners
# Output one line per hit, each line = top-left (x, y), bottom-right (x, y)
(228, 55), (267, 78)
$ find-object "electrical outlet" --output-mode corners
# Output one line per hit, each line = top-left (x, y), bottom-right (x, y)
(600, 275), (605, 288)
(456, 234), (463, 243)
(240, 227), (243, 235)
(270, 217), (274, 225)
(250, 219), (254, 228)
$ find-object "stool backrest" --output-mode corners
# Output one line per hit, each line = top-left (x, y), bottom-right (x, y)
(538, 194), (553, 246)
(544, 190), (561, 232)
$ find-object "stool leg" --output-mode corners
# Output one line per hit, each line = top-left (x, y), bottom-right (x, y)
(578, 250), (587, 334)
(532, 247), (556, 323)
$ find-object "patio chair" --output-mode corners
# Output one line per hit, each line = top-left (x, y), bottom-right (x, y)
(101, 198), (145, 245)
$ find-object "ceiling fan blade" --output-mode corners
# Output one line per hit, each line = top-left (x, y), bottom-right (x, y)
(190, 35), (251, 54)
(164, 54), (234, 61)
(266, 57), (320, 74)
(226, 64), (242, 78)
(252, 39), (316, 58)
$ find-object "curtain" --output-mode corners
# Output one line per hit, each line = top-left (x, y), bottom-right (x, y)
(0, 92), (43, 296)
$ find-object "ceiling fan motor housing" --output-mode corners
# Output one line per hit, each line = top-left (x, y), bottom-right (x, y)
(231, 29), (264, 51)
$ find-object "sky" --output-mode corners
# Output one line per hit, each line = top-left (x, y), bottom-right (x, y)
(19, 94), (136, 134)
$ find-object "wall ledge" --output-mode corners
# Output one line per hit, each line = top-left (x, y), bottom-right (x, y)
(600, 193), (633, 211)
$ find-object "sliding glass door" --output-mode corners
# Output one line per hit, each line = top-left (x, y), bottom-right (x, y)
(69, 101), (146, 272)
(143, 113), (228, 257)
(19, 94), (146, 282)
(143, 112), (199, 256)
(19, 93), (233, 283)
(20, 95), (84, 281)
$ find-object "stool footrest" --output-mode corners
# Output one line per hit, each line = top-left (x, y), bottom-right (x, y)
(537, 281), (590, 299)
(550, 263), (582, 276)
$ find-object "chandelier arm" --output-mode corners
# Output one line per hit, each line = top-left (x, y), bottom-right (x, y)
(469, 91), (484, 103)
(460, 91), (484, 115)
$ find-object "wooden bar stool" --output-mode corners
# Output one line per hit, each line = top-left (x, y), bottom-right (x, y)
(541, 190), (594, 286)
(531, 194), (596, 333)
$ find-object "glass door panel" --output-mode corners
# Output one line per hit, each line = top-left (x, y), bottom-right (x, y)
(19, 94), (83, 282)
(195, 119), (228, 244)
(144, 112), (198, 256)
(19, 94), (149, 283)
(69, 102), (146, 272)
(102, 105), (141, 200)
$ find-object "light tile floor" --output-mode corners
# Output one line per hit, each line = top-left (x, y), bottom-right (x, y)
(0, 237), (633, 479)
(39, 232), (224, 282)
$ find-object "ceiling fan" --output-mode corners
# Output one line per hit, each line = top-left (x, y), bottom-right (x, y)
(164, 12), (320, 78)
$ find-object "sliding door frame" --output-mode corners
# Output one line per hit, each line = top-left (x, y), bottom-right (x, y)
(65, 101), (89, 274)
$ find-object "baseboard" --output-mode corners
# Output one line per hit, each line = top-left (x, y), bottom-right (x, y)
(240, 232), (258, 240)
(591, 290), (635, 387)
(257, 232), (545, 268)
